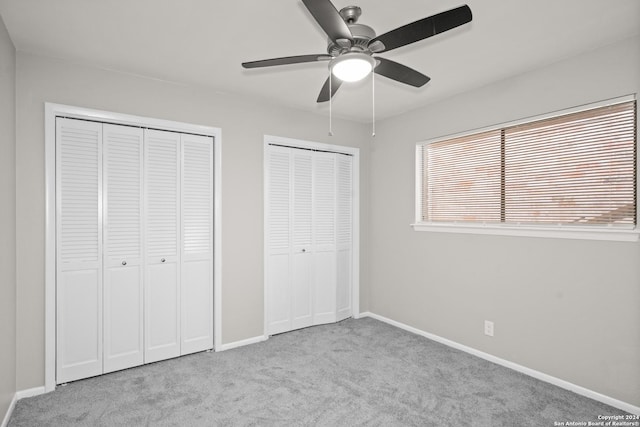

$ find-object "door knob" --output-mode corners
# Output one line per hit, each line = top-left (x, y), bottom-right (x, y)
(161, 258), (166, 263)
(122, 261), (127, 266)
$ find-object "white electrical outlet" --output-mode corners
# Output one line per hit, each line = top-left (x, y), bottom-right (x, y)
(484, 320), (494, 337)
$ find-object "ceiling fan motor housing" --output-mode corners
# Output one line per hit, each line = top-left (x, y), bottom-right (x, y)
(327, 5), (376, 56)
(328, 22), (376, 55)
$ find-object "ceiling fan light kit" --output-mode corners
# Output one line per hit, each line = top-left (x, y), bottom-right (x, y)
(242, 0), (473, 134)
(330, 53), (375, 82)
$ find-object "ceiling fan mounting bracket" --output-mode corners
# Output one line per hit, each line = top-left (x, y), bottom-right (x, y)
(339, 5), (362, 24)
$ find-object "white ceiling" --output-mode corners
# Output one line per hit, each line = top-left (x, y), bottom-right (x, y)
(1, 0), (638, 122)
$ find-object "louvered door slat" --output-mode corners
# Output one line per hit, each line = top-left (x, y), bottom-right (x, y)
(56, 118), (103, 384)
(336, 154), (353, 321)
(144, 129), (181, 363)
(145, 132), (179, 258)
(180, 134), (214, 355)
(313, 153), (336, 247)
(268, 149), (291, 252)
(103, 124), (144, 373)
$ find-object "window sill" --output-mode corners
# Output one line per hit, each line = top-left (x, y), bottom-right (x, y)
(411, 222), (640, 242)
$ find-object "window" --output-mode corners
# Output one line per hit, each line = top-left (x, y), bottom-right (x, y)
(415, 97), (637, 240)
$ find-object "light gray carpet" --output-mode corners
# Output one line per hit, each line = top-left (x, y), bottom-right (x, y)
(10, 318), (628, 426)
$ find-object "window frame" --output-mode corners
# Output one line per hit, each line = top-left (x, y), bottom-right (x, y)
(413, 95), (639, 242)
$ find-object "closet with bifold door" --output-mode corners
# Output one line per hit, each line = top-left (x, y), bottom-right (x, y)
(56, 117), (214, 384)
(266, 142), (354, 336)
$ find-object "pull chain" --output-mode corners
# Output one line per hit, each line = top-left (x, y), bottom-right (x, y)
(329, 70), (333, 137)
(372, 70), (376, 137)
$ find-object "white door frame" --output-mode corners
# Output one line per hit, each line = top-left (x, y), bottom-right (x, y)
(44, 103), (222, 392)
(263, 135), (360, 337)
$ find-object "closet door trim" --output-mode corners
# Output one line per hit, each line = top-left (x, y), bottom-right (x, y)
(44, 103), (222, 392)
(263, 135), (360, 338)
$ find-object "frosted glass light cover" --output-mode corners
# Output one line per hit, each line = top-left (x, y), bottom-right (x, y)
(331, 54), (374, 82)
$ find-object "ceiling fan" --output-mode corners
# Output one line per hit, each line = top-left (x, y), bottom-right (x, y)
(241, 0), (473, 103)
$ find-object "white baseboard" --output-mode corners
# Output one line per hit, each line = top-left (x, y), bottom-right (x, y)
(217, 335), (268, 352)
(1, 393), (17, 427)
(16, 386), (46, 400)
(359, 311), (640, 416)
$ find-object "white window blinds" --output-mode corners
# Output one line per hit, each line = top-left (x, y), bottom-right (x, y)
(421, 130), (502, 223)
(419, 99), (637, 228)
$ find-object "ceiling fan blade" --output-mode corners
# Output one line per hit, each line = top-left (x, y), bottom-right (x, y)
(374, 57), (430, 87)
(369, 5), (472, 53)
(317, 76), (343, 102)
(242, 54), (332, 69)
(302, 0), (353, 46)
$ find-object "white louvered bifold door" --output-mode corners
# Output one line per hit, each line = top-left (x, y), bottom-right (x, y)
(266, 145), (293, 335)
(266, 144), (355, 335)
(291, 149), (314, 331)
(180, 134), (214, 355)
(312, 151), (337, 325)
(335, 154), (353, 321)
(144, 129), (181, 363)
(56, 118), (103, 383)
(103, 124), (144, 373)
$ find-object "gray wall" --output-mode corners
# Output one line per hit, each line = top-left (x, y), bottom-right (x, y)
(14, 52), (371, 390)
(370, 36), (640, 406)
(0, 13), (16, 422)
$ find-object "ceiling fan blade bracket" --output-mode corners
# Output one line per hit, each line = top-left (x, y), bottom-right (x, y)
(335, 38), (352, 49)
(368, 40), (385, 53)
